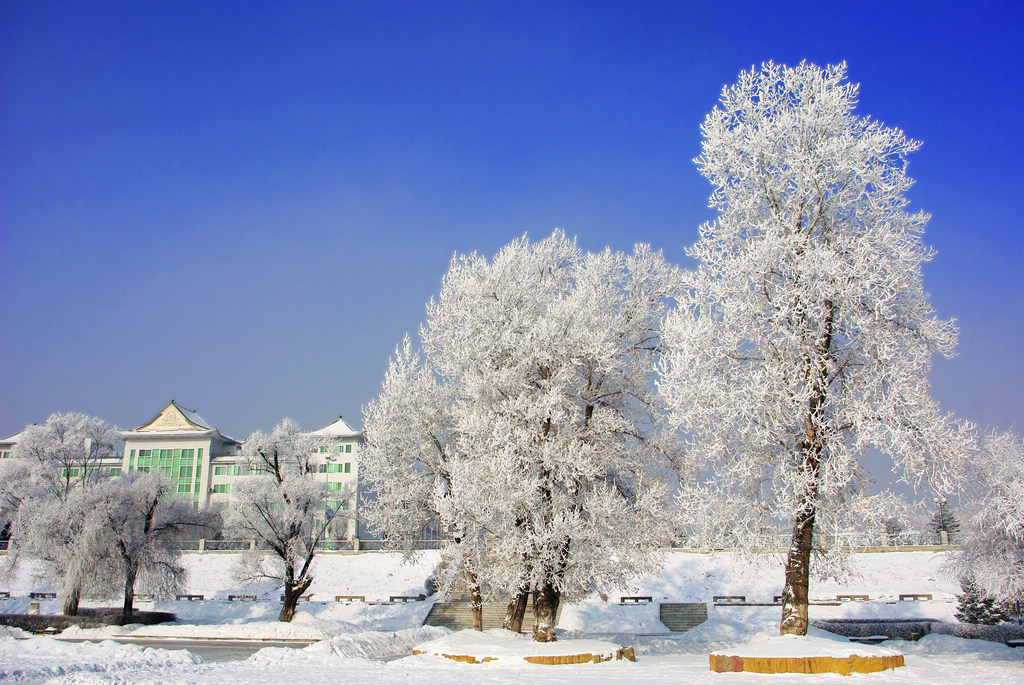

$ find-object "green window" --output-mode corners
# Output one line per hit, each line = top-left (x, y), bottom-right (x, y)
(327, 482), (344, 491)
(345, 445), (352, 453)
(213, 484), (231, 493)
(177, 483), (192, 493)
(344, 463), (351, 473)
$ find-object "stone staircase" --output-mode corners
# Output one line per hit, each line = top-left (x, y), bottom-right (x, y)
(659, 602), (708, 632)
(425, 601), (564, 631)
(426, 600), (709, 633)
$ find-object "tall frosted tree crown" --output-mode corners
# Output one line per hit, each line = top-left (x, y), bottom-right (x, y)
(660, 62), (973, 636)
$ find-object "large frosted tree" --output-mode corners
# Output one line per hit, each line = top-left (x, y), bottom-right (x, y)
(659, 62), (972, 636)
(94, 472), (206, 624)
(228, 418), (345, 622)
(363, 231), (679, 641)
(6, 413), (121, 615)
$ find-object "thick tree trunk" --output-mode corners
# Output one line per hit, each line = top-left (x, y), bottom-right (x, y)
(532, 581), (560, 642)
(463, 566), (483, 631)
(120, 562), (138, 625)
(503, 582), (530, 632)
(780, 505), (816, 635)
(780, 301), (833, 636)
(279, 577), (313, 622)
(61, 579), (81, 616)
(469, 583), (484, 632)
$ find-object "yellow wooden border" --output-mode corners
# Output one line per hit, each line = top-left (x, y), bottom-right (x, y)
(709, 653), (905, 675)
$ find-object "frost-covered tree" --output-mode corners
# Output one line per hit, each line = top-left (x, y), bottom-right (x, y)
(94, 472), (207, 624)
(228, 418), (345, 622)
(6, 413), (120, 615)
(361, 338), (491, 630)
(955, 575), (1010, 625)
(929, 497), (960, 544)
(952, 431), (1024, 600)
(659, 62), (973, 636)
(364, 231), (679, 641)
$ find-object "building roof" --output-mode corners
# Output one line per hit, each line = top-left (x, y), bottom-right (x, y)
(0, 429), (26, 446)
(124, 401), (241, 445)
(308, 416), (361, 439)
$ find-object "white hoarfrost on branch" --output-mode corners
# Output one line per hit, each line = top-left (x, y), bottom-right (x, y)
(362, 230), (680, 641)
(952, 431), (1024, 601)
(658, 62), (974, 636)
(4, 413), (121, 616)
(228, 418), (348, 622)
(93, 472), (208, 624)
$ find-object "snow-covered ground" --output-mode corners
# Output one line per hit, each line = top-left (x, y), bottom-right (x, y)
(1, 550), (1020, 683)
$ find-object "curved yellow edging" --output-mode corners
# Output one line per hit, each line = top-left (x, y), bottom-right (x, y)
(412, 646), (636, 665)
(709, 653), (905, 676)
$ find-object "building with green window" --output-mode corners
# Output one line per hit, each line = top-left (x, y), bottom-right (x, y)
(121, 400), (243, 509)
(121, 402), (362, 540)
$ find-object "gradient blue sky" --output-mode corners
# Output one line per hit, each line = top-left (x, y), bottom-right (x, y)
(2, 1), (1021, 446)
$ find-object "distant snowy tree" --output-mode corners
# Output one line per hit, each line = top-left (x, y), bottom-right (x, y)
(94, 472), (208, 624)
(227, 418), (345, 622)
(659, 62), (973, 636)
(363, 231), (680, 641)
(929, 497), (960, 544)
(883, 516), (907, 546)
(952, 431), (1024, 600)
(5, 413), (120, 615)
(955, 575), (1009, 625)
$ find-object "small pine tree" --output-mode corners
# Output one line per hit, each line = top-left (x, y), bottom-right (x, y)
(955, 576), (1009, 625)
(930, 499), (960, 543)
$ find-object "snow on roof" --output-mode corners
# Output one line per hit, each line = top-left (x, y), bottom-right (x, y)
(308, 416), (361, 439)
(177, 404), (212, 430)
(0, 429), (25, 445)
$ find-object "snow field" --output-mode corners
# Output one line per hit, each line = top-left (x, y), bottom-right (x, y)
(1, 549), (1019, 683)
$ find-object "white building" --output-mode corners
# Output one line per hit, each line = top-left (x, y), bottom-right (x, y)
(3, 402), (363, 541)
(121, 401), (361, 540)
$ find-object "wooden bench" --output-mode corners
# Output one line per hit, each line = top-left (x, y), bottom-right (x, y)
(898, 593), (932, 602)
(713, 595), (746, 604)
(335, 595), (365, 602)
(837, 594), (869, 602)
(390, 595), (426, 603)
(29, 592), (57, 599)
(134, 593), (155, 601)
(619, 596), (652, 604)
(0, 591), (10, 599)
(280, 594), (313, 602)
(176, 594), (204, 601)
(228, 594), (257, 601)
(848, 635), (888, 645)
(773, 595), (783, 604)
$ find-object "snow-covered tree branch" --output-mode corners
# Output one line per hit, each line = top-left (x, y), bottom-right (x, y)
(363, 230), (680, 641)
(659, 62), (974, 636)
(5, 413), (121, 615)
(227, 418), (346, 622)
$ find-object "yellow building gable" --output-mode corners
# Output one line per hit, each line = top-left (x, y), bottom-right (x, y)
(134, 402), (206, 432)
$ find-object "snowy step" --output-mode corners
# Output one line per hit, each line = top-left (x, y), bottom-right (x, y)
(424, 602), (563, 632)
(659, 603), (708, 632)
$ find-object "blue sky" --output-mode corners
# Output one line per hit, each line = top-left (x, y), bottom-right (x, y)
(2, 1), (1021, 450)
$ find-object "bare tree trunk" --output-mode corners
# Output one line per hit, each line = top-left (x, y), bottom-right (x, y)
(279, 577), (312, 622)
(120, 561), (138, 625)
(532, 580), (560, 642)
(503, 582), (530, 632)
